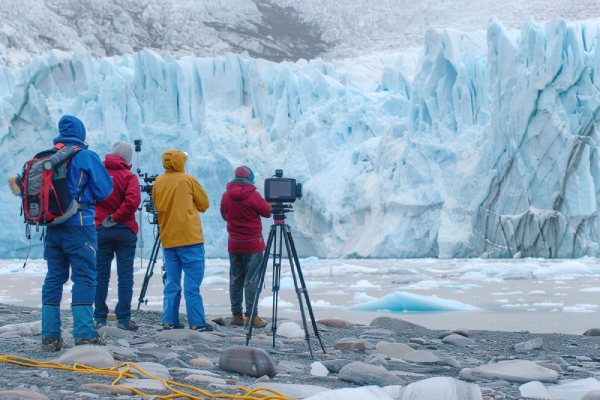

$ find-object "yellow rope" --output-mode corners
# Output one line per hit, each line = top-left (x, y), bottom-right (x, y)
(0, 355), (292, 400)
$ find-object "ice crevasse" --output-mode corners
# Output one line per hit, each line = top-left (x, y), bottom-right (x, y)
(1, 18), (600, 259)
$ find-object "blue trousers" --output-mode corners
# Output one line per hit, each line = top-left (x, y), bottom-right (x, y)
(94, 226), (137, 323)
(42, 225), (97, 339)
(162, 244), (206, 327)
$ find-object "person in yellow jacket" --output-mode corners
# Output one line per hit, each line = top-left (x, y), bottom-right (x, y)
(152, 150), (212, 331)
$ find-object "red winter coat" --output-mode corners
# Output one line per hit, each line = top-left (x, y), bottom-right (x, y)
(94, 154), (142, 234)
(220, 181), (271, 254)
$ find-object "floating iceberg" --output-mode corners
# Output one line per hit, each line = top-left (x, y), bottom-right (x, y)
(352, 291), (478, 312)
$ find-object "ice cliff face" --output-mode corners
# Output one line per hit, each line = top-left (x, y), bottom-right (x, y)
(2, 19), (600, 259)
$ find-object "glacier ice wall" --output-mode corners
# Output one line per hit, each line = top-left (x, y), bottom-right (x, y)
(2, 19), (600, 259)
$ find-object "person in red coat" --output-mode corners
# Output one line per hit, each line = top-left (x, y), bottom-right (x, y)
(220, 166), (271, 327)
(94, 141), (141, 331)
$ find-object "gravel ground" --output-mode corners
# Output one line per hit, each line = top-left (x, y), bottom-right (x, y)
(0, 303), (599, 399)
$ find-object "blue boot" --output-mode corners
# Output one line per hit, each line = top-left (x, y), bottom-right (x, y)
(42, 304), (61, 338)
(71, 305), (96, 340)
(41, 305), (63, 351)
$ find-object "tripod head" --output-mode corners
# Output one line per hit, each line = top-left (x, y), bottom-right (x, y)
(270, 202), (293, 224)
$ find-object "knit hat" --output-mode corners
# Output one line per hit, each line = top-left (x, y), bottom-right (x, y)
(235, 166), (254, 183)
(112, 141), (133, 165)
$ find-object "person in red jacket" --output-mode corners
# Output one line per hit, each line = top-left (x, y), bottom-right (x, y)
(94, 141), (141, 331)
(220, 166), (271, 327)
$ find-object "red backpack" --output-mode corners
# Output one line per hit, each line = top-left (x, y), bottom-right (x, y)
(19, 143), (83, 226)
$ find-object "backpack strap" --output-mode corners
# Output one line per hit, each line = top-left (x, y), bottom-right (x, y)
(51, 143), (88, 207)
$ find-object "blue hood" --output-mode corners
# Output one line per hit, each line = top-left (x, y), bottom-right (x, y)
(53, 115), (87, 148)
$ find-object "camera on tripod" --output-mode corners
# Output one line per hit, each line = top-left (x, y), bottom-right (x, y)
(264, 169), (302, 203)
(247, 169), (326, 356)
(134, 139), (159, 224)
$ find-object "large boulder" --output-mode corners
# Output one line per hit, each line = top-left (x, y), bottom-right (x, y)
(370, 317), (425, 331)
(317, 319), (353, 329)
(470, 360), (559, 383)
(442, 334), (476, 347)
(583, 328), (600, 336)
(376, 341), (415, 359)
(97, 326), (133, 339)
(514, 338), (543, 353)
(277, 322), (305, 338)
(338, 361), (401, 386)
(82, 384), (133, 395)
(57, 345), (116, 368)
(219, 346), (276, 378)
(133, 362), (171, 380)
(0, 390), (49, 399)
(334, 338), (374, 351)
(321, 359), (352, 373)
(0, 321), (41, 337)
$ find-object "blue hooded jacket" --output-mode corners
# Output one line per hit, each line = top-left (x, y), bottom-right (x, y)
(53, 115), (113, 226)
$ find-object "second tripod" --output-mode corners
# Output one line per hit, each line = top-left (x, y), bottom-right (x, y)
(245, 204), (326, 357)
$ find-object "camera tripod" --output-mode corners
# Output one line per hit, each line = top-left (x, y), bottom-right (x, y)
(245, 204), (326, 357)
(136, 227), (164, 311)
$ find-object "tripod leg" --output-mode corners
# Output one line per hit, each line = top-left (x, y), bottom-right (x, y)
(284, 226), (327, 354)
(271, 225), (283, 348)
(136, 233), (161, 311)
(246, 225), (275, 346)
(282, 226), (314, 358)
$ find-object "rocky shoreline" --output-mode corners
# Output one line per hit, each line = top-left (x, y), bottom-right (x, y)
(0, 303), (599, 399)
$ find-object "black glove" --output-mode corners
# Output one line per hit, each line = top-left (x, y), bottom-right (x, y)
(101, 215), (117, 228)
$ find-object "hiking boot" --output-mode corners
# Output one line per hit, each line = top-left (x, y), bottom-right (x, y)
(41, 337), (64, 352)
(190, 324), (214, 332)
(117, 319), (139, 331)
(162, 322), (185, 330)
(94, 319), (107, 329)
(231, 313), (245, 326)
(74, 336), (107, 346)
(247, 316), (267, 328)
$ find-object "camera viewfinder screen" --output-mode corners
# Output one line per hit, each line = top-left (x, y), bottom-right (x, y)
(270, 180), (292, 197)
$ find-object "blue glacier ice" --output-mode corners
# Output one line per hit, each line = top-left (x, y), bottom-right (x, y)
(353, 291), (478, 312)
(2, 19), (600, 259)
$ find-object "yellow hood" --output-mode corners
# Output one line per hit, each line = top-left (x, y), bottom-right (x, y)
(162, 150), (187, 172)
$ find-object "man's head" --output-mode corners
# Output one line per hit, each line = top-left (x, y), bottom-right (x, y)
(54, 115), (87, 147)
(234, 166), (254, 184)
(112, 141), (133, 164)
(162, 150), (187, 172)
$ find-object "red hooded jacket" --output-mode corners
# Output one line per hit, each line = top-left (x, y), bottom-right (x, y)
(94, 154), (141, 234)
(220, 181), (271, 254)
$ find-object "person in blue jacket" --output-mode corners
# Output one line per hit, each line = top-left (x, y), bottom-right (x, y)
(41, 115), (113, 351)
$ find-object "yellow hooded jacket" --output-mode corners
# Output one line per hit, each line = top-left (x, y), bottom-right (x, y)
(152, 150), (209, 249)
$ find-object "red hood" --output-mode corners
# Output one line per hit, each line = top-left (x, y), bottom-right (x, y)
(104, 154), (131, 170)
(226, 182), (257, 201)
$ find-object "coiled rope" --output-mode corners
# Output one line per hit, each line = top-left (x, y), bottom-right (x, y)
(0, 355), (291, 400)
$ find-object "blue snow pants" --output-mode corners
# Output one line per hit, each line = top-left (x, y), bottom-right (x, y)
(42, 225), (97, 340)
(162, 244), (207, 327)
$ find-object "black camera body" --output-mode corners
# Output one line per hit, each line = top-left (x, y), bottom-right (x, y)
(135, 139), (159, 224)
(264, 169), (302, 203)
(140, 173), (158, 195)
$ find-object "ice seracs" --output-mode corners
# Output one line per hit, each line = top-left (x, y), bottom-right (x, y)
(4, 18), (600, 259)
